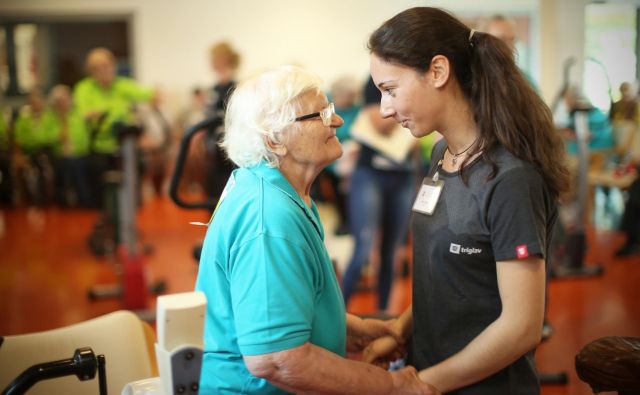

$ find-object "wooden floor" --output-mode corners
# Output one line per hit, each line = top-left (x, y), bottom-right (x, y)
(1, 195), (639, 395)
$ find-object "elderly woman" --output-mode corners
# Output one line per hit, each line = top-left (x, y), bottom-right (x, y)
(194, 65), (434, 395)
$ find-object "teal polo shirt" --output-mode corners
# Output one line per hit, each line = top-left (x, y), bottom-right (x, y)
(195, 162), (346, 394)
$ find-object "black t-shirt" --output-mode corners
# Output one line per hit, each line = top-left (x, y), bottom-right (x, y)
(410, 140), (557, 394)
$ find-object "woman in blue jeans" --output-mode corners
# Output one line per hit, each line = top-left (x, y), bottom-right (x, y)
(342, 77), (415, 312)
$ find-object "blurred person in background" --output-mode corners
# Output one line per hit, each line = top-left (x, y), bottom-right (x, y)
(73, 47), (154, 206)
(13, 88), (56, 205)
(611, 82), (639, 123)
(610, 82), (640, 257)
(341, 76), (416, 314)
(46, 84), (91, 207)
(138, 90), (172, 197)
(610, 82), (640, 158)
(203, 41), (240, 200)
(481, 14), (538, 90)
(318, 75), (362, 236)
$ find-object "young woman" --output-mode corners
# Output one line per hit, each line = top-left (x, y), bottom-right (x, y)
(363, 7), (570, 394)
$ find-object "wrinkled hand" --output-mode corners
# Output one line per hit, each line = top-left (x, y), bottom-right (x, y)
(390, 366), (440, 395)
(363, 335), (406, 369)
(347, 317), (403, 353)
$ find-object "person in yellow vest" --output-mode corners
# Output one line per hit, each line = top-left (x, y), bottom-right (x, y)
(44, 85), (92, 207)
(74, 47), (154, 154)
(13, 89), (56, 205)
(73, 47), (154, 206)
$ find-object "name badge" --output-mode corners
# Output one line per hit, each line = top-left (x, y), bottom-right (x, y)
(412, 177), (444, 215)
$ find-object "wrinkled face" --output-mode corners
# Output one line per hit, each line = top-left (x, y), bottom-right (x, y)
(282, 91), (344, 169)
(370, 54), (440, 137)
(53, 92), (72, 113)
(89, 55), (116, 87)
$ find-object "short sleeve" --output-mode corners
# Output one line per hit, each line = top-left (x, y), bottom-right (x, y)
(120, 79), (153, 102)
(486, 168), (550, 261)
(229, 234), (317, 356)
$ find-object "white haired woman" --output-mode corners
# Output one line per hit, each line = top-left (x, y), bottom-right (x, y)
(194, 65), (436, 395)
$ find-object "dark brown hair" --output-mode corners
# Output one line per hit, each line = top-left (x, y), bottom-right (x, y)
(369, 7), (570, 199)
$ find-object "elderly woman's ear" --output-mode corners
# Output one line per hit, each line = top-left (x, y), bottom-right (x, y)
(263, 135), (287, 157)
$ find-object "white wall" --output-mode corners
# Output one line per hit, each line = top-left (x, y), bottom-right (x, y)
(0, 0), (588, 110)
(539, 0), (588, 104)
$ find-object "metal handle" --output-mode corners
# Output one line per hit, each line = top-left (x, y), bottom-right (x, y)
(169, 117), (222, 210)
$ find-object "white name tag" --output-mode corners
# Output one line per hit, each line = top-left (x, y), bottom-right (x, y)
(412, 178), (444, 215)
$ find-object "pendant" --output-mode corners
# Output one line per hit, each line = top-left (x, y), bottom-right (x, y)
(452, 156), (458, 165)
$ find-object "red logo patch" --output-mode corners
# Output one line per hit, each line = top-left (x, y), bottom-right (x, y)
(516, 244), (529, 259)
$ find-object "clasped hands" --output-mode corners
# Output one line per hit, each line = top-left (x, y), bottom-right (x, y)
(347, 315), (440, 395)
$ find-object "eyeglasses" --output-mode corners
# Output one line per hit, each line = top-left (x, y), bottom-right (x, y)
(294, 103), (335, 126)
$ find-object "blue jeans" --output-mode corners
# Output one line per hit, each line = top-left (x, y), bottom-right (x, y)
(342, 165), (414, 310)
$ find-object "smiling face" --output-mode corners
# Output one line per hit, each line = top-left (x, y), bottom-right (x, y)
(370, 54), (444, 138)
(281, 90), (344, 170)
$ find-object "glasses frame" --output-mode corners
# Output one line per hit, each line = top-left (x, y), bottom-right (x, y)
(294, 103), (335, 126)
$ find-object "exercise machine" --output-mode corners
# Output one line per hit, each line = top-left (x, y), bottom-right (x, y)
(87, 122), (166, 315)
(1, 348), (107, 395)
(552, 110), (605, 278)
(123, 292), (206, 395)
(169, 117), (224, 262)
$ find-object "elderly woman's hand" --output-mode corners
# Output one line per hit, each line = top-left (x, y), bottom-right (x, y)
(363, 335), (406, 370)
(346, 314), (403, 353)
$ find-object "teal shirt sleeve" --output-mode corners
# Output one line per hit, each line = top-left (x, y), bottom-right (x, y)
(229, 234), (318, 356)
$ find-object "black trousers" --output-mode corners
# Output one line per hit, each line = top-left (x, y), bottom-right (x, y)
(620, 176), (640, 244)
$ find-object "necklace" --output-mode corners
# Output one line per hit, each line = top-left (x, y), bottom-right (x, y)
(446, 138), (478, 165)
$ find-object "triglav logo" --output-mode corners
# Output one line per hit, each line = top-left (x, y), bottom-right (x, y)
(449, 243), (482, 255)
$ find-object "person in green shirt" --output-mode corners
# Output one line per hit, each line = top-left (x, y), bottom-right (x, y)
(73, 47), (153, 154)
(45, 84), (91, 207)
(14, 89), (51, 155)
(13, 89), (56, 205)
(73, 47), (153, 207)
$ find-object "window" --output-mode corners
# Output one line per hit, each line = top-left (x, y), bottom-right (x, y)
(584, 3), (637, 112)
